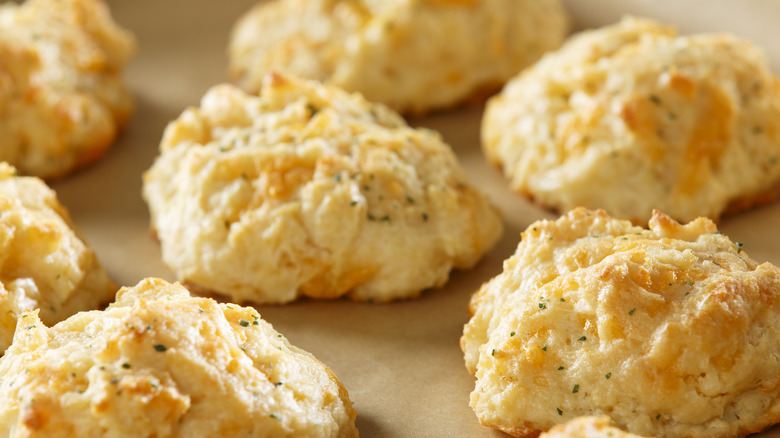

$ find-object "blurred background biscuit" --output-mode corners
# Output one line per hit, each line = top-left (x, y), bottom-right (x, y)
(228, 0), (569, 115)
(0, 0), (135, 179)
(483, 16), (780, 223)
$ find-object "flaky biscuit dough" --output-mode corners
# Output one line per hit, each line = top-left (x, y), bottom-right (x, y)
(461, 207), (780, 438)
(228, 0), (569, 115)
(142, 72), (502, 304)
(0, 278), (359, 437)
(482, 16), (780, 223)
(0, 0), (135, 179)
(0, 163), (115, 355)
(540, 416), (646, 438)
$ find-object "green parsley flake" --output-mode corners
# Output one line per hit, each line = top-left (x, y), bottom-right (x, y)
(510, 331), (515, 337)
(572, 384), (580, 393)
(153, 344), (167, 352)
(558, 366), (564, 370)
(628, 308), (636, 316)
(557, 407), (563, 416)
(239, 319), (250, 327)
(737, 242), (744, 253)
(122, 363), (131, 369)
(577, 336), (587, 342)
(605, 372), (612, 379)
(542, 344), (548, 351)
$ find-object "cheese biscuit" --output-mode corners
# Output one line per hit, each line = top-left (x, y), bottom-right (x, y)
(0, 162), (115, 355)
(143, 73), (502, 303)
(228, 0), (568, 115)
(0, 0), (135, 178)
(483, 17), (780, 223)
(0, 278), (358, 437)
(462, 207), (780, 437)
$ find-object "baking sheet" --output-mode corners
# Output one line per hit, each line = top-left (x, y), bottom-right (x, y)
(49, 1), (780, 436)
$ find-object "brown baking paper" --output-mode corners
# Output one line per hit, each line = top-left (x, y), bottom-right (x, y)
(48, 0), (780, 436)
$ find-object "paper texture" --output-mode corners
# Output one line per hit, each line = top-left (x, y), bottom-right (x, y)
(47, 0), (780, 436)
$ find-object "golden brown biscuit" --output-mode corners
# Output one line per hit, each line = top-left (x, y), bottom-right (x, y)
(0, 0), (136, 179)
(0, 162), (115, 354)
(482, 16), (780, 223)
(462, 207), (780, 438)
(0, 277), (359, 437)
(143, 72), (502, 304)
(228, 0), (569, 115)
(541, 416), (647, 438)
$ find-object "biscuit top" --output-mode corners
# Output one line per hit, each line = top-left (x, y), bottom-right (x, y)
(0, 0), (136, 178)
(462, 207), (780, 437)
(0, 278), (359, 437)
(0, 162), (115, 354)
(143, 72), (502, 303)
(482, 16), (780, 223)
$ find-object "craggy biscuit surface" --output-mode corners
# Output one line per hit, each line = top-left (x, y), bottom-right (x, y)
(0, 278), (359, 438)
(0, 0), (135, 179)
(228, 0), (568, 115)
(461, 207), (780, 438)
(143, 73), (502, 304)
(540, 416), (646, 438)
(482, 16), (780, 223)
(0, 163), (115, 355)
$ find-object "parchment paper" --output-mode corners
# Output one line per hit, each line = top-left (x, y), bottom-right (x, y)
(49, 1), (780, 436)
